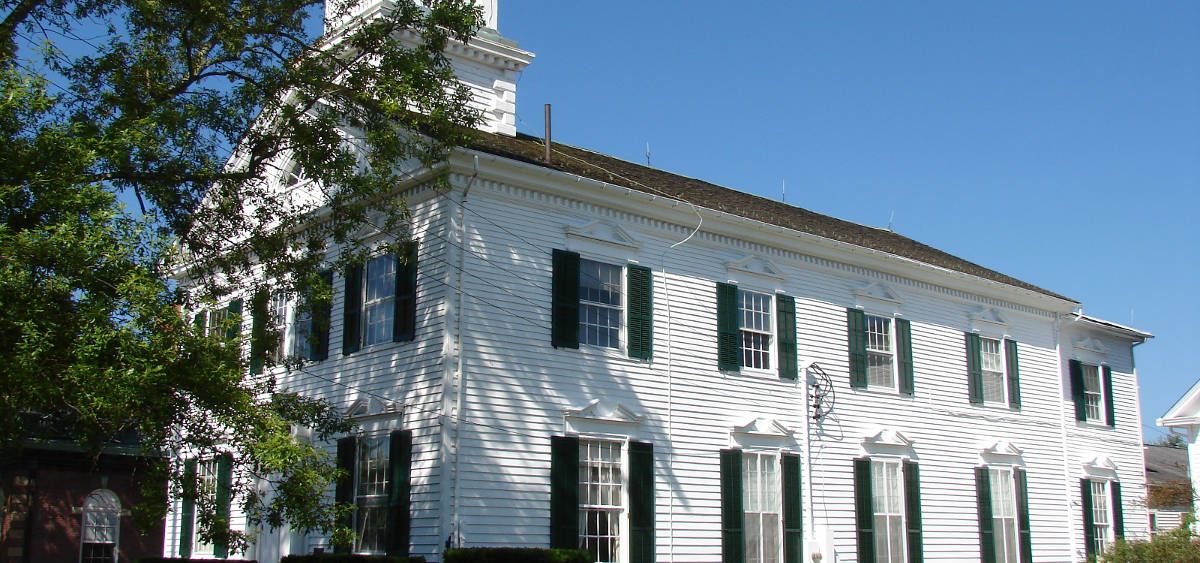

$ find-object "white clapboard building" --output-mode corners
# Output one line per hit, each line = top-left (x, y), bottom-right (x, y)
(166, 2), (1153, 562)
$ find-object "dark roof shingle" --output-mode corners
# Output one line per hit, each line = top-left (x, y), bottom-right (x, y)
(469, 132), (1073, 303)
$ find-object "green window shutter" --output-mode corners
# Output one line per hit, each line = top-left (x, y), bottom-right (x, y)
(777, 295), (798, 381)
(342, 264), (363, 356)
(1111, 481), (1124, 539)
(717, 283), (740, 372)
(214, 453), (233, 558)
(386, 429), (413, 556)
(782, 453), (802, 563)
(1081, 479), (1096, 560)
(1103, 365), (1116, 427)
(225, 298), (243, 341)
(627, 265), (654, 360)
(897, 318), (914, 395)
(193, 311), (207, 335)
(904, 460), (923, 563)
(551, 250), (580, 349)
(179, 458), (197, 558)
(853, 458), (875, 563)
(975, 467), (996, 563)
(628, 441), (655, 563)
(1005, 339), (1021, 409)
(310, 270), (333, 361)
(847, 309), (867, 388)
(334, 437), (357, 554)
(1014, 469), (1032, 563)
(394, 242), (418, 343)
(550, 435), (580, 549)
(249, 289), (268, 376)
(1070, 360), (1087, 422)
(720, 448), (744, 563)
(966, 332), (984, 404)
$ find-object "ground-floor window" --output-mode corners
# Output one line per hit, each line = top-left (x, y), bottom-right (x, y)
(80, 489), (120, 563)
(743, 452), (781, 563)
(579, 439), (623, 563)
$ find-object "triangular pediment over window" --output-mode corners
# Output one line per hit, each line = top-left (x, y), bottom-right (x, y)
(969, 307), (1008, 332)
(1082, 453), (1119, 479)
(731, 417), (794, 438)
(726, 255), (785, 282)
(863, 428), (915, 449)
(853, 282), (902, 312)
(345, 396), (400, 420)
(564, 220), (641, 250)
(564, 398), (643, 426)
(980, 439), (1023, 457)
(1073, 337), (1110, 355)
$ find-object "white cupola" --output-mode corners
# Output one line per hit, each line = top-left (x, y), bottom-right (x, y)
(323, 0), (533, 136)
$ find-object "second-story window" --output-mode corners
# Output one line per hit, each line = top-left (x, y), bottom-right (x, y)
(739, 290), (773, 370)
(866, 315), (895, 388)
(1070, 360), (1114, 426)
(579, 259), (623, 349)
(362, 254), (396, 347)
(980, 337), (1005, 403)
(1082, 364), (1103, 420)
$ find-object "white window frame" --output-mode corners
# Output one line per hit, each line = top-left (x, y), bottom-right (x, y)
(871, 459), (908, 563)
(738, 289), (774, 372)
(80, 489), (121, 563)
(291, 293), (313, 360)
(267, 292), (288, 365)
(979, 337), (1008, 405)
(192, 459), (219, 557)
(865, 314), (898, 391)
(577, 437), (628, 563)
(1088, 479), (1113, 556)
(987, 467), (1020, 563)
(742, 450), (783, 563)
(353, 433), (391, 555)
(1081, 363), (1107, 423)
(578, 258), (625, 351)
(361, 253), (397, 347)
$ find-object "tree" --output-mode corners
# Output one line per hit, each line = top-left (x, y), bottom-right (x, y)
(0, 0), (482, 552)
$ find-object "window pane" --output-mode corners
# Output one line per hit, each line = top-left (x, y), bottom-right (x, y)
(362, 255), (395, 346)
(579, 439), (622, 563)
(866, 316), (894, 387)
(354, 436), (390, 555)
(743, 453), (781, 563)
(739, 290), (772, 369)
(1083, 364), (1103, 420)
(579, 260), (622, 349)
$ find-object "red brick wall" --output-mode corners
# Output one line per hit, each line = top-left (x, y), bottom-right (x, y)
(1, 450), (165, 563)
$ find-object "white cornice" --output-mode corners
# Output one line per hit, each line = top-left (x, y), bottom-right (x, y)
(731, 417), (794, 438)
(726, 255), (785, 283)
(564, 398), (643, 426)
(565, 220), (641, 250)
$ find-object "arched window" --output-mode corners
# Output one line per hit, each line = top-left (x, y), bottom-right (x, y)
(80, 489), (120, 563)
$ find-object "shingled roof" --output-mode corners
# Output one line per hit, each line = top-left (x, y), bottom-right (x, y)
(468, 131), (1074, 303)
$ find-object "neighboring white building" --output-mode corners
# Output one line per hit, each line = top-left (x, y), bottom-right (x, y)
(165, 2), (1155, 562)
(1157, 381), (1200, 533)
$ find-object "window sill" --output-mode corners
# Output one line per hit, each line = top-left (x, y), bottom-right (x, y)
(975, 401), (1019, 411)
(855, 385), (911, 398)
(1078, 420), (1115, 430)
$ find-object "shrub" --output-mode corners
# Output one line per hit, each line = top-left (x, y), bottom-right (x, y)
(137, 559), (257, 563)
(443, 547), (594, 563)
(1102, 527), (1200, 562)
(280, 556), (426, 563)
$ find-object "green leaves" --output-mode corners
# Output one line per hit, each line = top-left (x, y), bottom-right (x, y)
(1, 0), (484, 554)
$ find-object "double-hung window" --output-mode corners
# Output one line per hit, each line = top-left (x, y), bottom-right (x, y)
(717, 284), (798, 378)
(848, 309), (913, 394)
(550, 436), (654, 563)
(579, 260), (623, 349)
(1081, 478), (1124, 559)
(80, 489), (120, 563)
(966, 334), (1021, 408)
(354, 435), (390, 554)
(334, 430), (413, 557)
(578, 439), (623, 563)
(872, 461), (906, 563)
(719, 449), (801, 563)
(743, 452), (781, 563)
(343, 243), (418, 355)
(866, 315), (894, 388)
(550, 250), (653, 360)
(362, 255), (397, 347)
(179, 455), (232, 559)
(1070, 360), (1115, 426)
(976, 466), (1033, 563)
(854, 457), (922, 563)
(740, 290), (773, 371)
(979, 338), (1005, 403)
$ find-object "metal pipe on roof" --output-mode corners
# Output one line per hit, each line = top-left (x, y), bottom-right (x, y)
(544, 103), (552, 164)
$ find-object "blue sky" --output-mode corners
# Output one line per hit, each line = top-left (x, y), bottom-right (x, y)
(496, 1), (1199, 440)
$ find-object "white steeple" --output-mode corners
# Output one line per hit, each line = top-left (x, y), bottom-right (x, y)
(323, 0), (533, 136)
